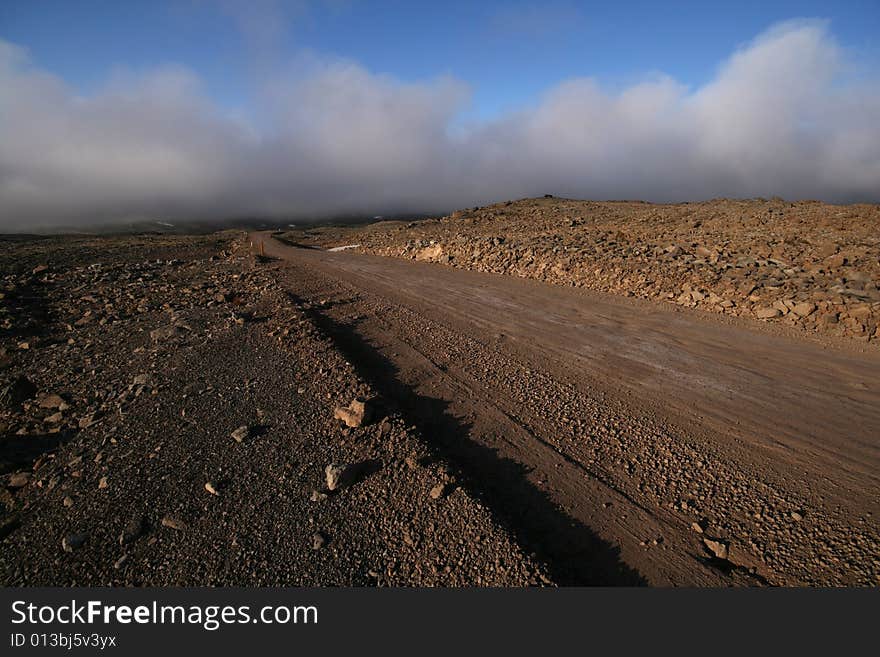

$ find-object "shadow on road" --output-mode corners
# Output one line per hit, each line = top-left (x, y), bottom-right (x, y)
(291, 290), (646, 586)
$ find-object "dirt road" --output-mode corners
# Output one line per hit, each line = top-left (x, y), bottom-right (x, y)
(257, 232), (880, 586)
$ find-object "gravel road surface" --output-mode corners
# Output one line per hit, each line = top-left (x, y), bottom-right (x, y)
(256, 231), (879, 586)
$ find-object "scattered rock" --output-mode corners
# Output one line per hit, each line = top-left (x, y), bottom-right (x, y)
(429, 483), (448, 500)
(78, 413), (96, 429)
(824, 253), (847, 269)
(791, 302), (816, 318)
(38, 393), (67, 410)
(150, 325), (184, 342)
(160, 516), (187, 531)
(703, 537), (729, 560)
(755, 306), (781, 319)
(352, 198), (880, 346)
(312, 532), (327, 550)
(325, 463), (350, 491)
(230, 425), (251, 443)
(44, 411), (64, 424)
(8, 472), (31, 488)
(333, 397), (372, 428)
(416, 244), (444, 262)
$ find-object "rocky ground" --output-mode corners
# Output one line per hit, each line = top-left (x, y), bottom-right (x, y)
(0, 233), (549, 585)
(3, 207), (878, 588)
(284, 197), (880, 345)
(251, 233), (880, 587)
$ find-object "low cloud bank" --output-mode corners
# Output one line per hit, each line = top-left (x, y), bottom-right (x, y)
(1, 20), (878, 229)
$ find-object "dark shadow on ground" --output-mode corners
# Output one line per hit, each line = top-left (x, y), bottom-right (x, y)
(289, 290), (646, 586)
(0, 276), (58, 347)
(0, 431), (75, 475)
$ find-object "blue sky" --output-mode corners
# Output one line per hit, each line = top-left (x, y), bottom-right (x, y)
(2, 1), (878, 118)
(1, 2), (879, 226)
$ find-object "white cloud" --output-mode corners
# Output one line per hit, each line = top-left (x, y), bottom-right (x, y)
(0, 20), (878, 229)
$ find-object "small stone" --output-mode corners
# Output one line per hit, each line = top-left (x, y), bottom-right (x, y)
(691, 521), (704, 534)
(62, 533), (86, 552)
(791, 511), (804, 522)
(333, 397), (372, 427)
(8, 471), (31, 488)
(333, 406), (359, 427)
(819, 313), (839, 327)
(429, 483), (447, 500)
(791, 302), (816, 318)
(161, 516), (187, 531)
(824, 253), (847, 269)
(703, 538), (729, 560)
(62, 496), (74, 508)
(150, 325), (184, 342)
(349, 398), (369, 419)
(230, 425), (250, 443)
(45, 411), (64, 424)
(39, 394), (66, 409)
(325, 463), (348, 491)
(205, 481), (220, 496)
(98, 476), (108, 489)
(310, 489), (328, 502)
(695, 245), (717, 259)
(312, 532), (327, 550)
(755, 306), (781, 319)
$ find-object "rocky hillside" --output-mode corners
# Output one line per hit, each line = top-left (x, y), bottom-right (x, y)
(299, 197), (880, 345)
